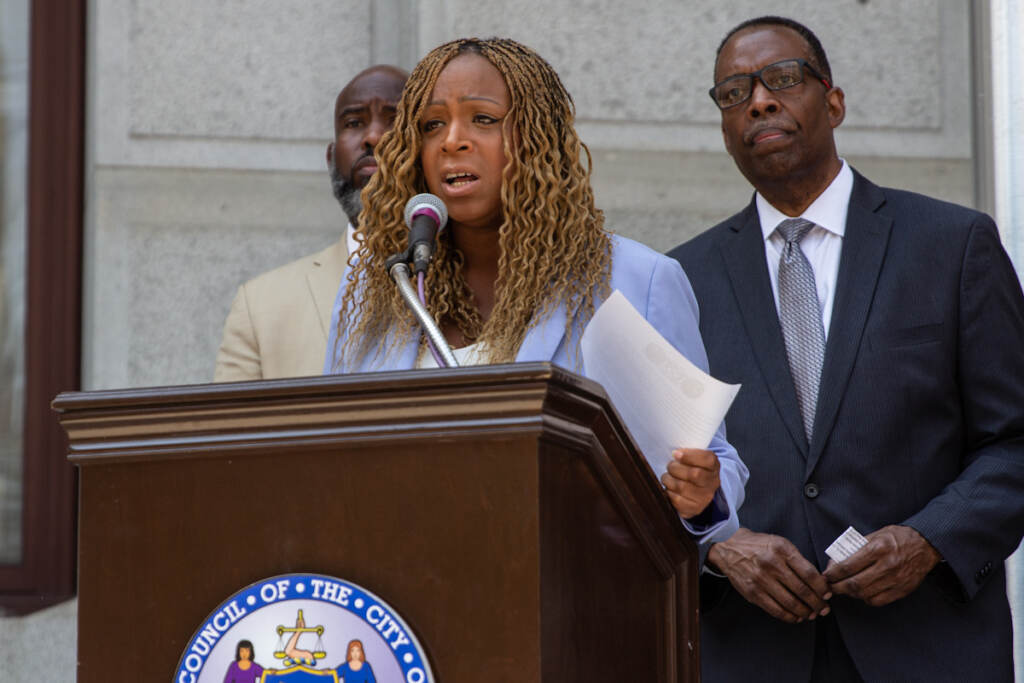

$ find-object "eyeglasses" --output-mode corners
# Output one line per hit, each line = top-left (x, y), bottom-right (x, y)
(709, 58), (831, 110)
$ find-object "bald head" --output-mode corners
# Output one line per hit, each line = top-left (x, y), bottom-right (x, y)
(327, 64), (409, 224)
(336, 65), (408, 122)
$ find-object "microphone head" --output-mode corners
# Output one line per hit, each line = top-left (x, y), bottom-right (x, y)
(403, 193), (448, 232)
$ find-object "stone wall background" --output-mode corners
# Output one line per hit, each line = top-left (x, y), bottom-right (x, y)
(82, 0), (975, 391)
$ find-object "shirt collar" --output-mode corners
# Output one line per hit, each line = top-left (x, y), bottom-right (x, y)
(345, 221), (358, 256)
(756, 160), (853, 240)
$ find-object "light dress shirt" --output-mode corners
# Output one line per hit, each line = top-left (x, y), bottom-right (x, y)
(756, 160), (853, 338)
(416, 341), (488, 368)
(346, 222), (358, 257)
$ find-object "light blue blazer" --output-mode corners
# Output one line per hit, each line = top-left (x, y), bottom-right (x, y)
(324, 234), (746, 542)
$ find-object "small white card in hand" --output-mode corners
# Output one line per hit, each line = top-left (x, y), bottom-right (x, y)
(825, 526), (868, 563)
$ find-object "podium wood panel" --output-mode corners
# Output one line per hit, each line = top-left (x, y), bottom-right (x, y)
(55, 363), (698, 682)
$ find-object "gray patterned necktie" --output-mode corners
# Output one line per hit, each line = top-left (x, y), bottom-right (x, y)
(776, 218), (825, 443)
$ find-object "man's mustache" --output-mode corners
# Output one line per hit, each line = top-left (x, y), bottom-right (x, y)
(350, 151), (377, 175)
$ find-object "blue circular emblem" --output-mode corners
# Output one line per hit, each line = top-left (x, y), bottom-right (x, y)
(175, 573), (433, 683)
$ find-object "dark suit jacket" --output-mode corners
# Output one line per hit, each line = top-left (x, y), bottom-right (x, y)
(669, 170), (1024, 682)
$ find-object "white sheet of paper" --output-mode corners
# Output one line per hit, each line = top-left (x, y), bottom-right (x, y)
(580, 290), (740, 478)
(825, 526), (869, 563)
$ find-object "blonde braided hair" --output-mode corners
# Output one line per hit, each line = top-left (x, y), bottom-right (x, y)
(332, 37), (611, 369)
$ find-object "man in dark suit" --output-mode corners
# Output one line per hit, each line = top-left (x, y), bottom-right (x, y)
(669, 15), (1024, 682)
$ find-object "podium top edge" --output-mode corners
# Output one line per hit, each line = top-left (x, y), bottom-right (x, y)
(51, 362), (601, 414)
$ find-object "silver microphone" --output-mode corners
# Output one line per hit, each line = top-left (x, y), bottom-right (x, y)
(403, 193), (448, 274)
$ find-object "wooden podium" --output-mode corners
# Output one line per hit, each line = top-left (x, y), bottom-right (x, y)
(54, 363), (699, 682)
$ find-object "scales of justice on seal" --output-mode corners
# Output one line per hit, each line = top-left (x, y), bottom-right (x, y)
(274, 609), (328, 666)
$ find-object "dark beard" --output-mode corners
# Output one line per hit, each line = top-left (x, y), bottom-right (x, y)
(328, 156), (362, 226)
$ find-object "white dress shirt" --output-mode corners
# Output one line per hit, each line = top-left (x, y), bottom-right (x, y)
(756, 160), (854, 338)
(346, 221), (358, 257)
(416, 341), (489, 368)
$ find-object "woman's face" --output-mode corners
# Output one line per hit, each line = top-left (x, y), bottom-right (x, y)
(419, 53), (511, 232)
(238, 646), (252, 661)
(349, 642), (363, 660)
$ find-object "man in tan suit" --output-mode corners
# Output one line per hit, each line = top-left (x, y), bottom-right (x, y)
(214, 65), (408, 380)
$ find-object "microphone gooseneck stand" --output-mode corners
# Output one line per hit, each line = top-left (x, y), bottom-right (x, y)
(385, 254), (459, 368)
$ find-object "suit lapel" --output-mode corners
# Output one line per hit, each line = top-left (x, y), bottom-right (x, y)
(361, 299), (568, 373)
(515, 298), (570, 365)
(348, 292), (569, 374)
(390, 334), (421, 370)
(307, 239), (348, 340)
(357, 330), (420, 372)
(807, 173), (891, 473)
(720, 204), (810, 455)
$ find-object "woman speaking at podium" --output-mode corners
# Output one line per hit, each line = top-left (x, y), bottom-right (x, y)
(323, 37), (745, 541)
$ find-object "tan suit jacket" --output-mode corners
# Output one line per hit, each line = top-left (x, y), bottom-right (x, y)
(214, 238), (347, 381)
